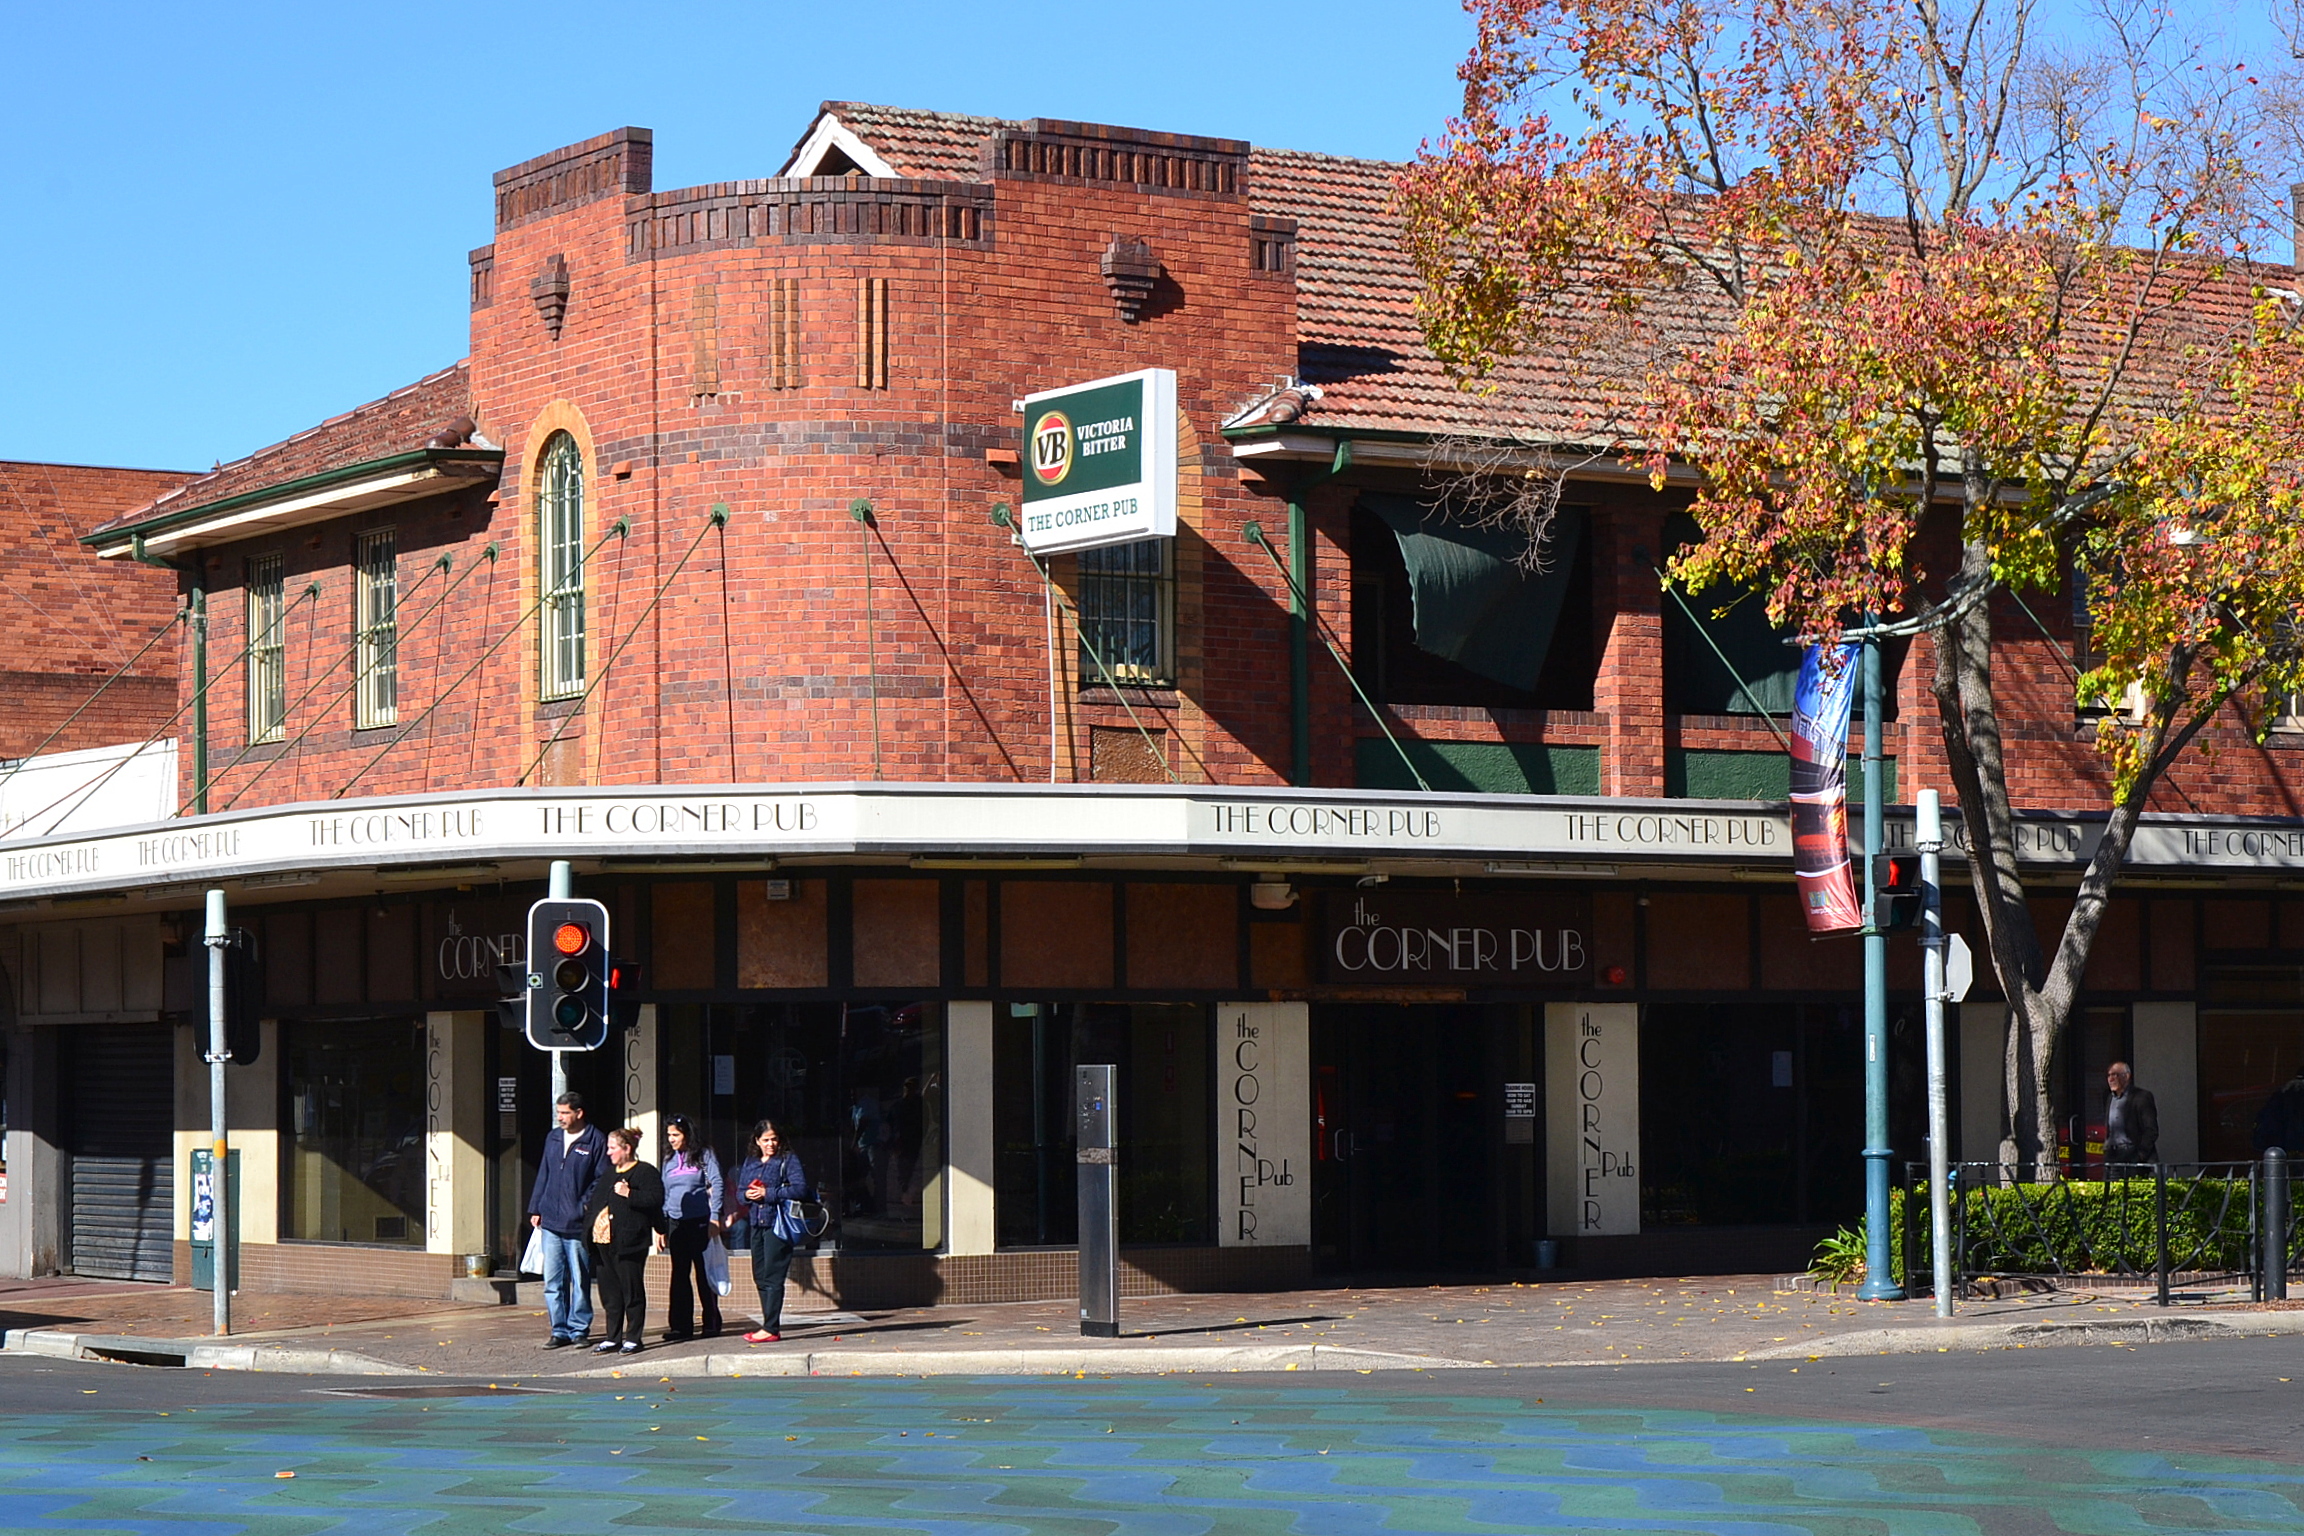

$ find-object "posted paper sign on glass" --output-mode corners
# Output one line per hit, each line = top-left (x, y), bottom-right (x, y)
(1018, 367), (1177, 554)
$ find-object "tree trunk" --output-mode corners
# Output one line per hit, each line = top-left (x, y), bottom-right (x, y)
(1930, 507), (2209, 1186)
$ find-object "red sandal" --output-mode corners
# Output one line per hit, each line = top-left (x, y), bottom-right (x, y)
(744, 1329), (781, 1344)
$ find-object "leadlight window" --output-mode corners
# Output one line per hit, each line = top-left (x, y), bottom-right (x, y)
(246, 554), (286, 744)
(354, 529), (398, 729)
(1076, 539), (1173, 687)
(538, 432), (586, 700)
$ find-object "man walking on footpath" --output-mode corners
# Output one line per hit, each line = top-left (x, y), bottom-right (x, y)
(2104, 1062), (2159, 1172)
(528, 1091), (608, 1348)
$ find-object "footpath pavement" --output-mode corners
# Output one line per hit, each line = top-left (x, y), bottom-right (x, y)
(9, 1271), (2304, 1378)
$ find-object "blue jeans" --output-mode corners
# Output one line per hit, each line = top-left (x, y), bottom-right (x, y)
(539, 1230), (594, 1339)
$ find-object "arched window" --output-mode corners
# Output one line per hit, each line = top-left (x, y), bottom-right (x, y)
(537, 432), (586, 699)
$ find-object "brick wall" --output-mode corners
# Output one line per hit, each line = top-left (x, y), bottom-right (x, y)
(128, 124), (2304, 820)
(0, 462), (190, 758)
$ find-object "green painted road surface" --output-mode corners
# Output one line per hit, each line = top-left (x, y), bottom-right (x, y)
(2, 1377), (2298, 1534)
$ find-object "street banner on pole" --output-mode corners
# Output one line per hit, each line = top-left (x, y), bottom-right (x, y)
(1791, 642), (1864, 932)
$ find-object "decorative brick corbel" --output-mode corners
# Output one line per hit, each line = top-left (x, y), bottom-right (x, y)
(531, 254), (571, 340)
(1099, 235), (1160, 322)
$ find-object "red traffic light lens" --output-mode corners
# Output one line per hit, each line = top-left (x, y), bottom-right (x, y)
(552, 921), (590, 956)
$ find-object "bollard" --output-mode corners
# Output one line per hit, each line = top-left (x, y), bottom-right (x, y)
(2270, 1149), (2291, 1303)
(2154, 1163), (2170, 1308)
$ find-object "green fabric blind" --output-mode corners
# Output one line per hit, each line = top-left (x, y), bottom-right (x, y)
(1662, 512), (1800, 715)
(1360, 495), (1584, 694)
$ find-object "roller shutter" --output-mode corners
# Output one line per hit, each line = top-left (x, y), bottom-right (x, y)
(68, 1026), (175, 1282)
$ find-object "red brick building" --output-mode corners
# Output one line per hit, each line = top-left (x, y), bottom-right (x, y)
(1, 106), (2298, 1303)
(0, 462), (187, 754)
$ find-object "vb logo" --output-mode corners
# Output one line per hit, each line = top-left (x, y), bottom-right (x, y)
(1029, 410), (1073, 487)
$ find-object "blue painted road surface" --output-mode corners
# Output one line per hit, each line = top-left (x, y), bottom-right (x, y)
(2, 1374), (2298, 1533)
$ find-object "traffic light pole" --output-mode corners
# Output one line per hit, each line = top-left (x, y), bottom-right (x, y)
(203, 889), (231, 1338)
(548, 860), (572, 1105)
(1859, 636), (1904, 1300)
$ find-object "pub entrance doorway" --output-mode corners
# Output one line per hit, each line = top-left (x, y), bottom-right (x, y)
(1308, 1004), (1537, 1275)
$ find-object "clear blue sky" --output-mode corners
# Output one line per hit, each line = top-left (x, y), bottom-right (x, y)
(0, 1), (1474, 471)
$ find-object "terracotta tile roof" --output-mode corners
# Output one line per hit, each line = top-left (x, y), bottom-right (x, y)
(812, 102), (1009, 183)
(821, 103), (2278, 450)
(94, 363), (478, 539)
(815, 104), (1554, 439)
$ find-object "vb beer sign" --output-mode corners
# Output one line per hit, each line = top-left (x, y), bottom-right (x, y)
(1018, 367), (1178, 554)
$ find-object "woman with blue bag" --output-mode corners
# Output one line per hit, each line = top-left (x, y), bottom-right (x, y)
(733, 1119), (808, 1344)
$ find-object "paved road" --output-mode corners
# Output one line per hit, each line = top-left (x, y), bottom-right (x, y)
(3, 1340), (2299, 1532)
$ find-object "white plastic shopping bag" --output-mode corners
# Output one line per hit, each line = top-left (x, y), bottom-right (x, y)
(518, 1224), (546, 1277)
(702, 1235), (733, 1297)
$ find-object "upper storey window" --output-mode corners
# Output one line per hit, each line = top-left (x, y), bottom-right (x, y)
(354, 529), (399, 729)
(1077, 539), (1174, 687)
(246, 554), (287, 744)
(537, 432), (587, 701)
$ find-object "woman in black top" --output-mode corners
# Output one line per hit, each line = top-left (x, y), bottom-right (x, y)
(583, 1126), (665, 1354)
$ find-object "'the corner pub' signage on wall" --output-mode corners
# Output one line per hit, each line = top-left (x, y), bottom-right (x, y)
(1316, 890), (1591, 986)
(1018, 367), (1178, 555)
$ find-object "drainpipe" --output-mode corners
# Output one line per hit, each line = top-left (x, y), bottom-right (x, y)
(1285, 440), (1353, 787)
(134, 535), (207, 815)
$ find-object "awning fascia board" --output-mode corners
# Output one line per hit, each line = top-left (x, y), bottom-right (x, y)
(87, 447), (504, 559)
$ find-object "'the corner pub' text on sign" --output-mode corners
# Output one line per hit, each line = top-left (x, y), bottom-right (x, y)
(1316, 890), (1590, 986)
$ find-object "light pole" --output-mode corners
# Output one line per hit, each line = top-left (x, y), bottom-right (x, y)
(1918, 789), (1954, 1317)
(203, 889), (232, 1337)
(1858, 635), (1904, 1301)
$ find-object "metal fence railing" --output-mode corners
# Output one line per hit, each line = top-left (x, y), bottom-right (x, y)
(1898, 1155), (2302, 1304)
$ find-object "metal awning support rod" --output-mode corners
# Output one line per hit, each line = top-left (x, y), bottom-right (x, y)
(132, 535), (207, 813)
(212, 548), (491, 815)
(517, 507), (729, 787)
(1245, 518), (1431, 793)
(1283, 440), (1354, 785)
(0, 605), (184, 797)
(334, 518), (631, 800)
(990, 505), (1178, 784)
(1655, 568), (1796, 754)
(0, 581), (322, 840)
(197, 552), (456, 812)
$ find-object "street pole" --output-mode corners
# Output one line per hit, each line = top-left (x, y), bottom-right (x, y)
(203, 889), (231, 1337)
(1859, 635), (1904, 1300)
(1918, 790), (1954, 1317)
(548, 860), (572, 1105)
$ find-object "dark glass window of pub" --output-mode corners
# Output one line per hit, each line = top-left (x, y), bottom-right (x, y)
(284, 1019), (427, 1245)
(994, 1002), (1211, 1247)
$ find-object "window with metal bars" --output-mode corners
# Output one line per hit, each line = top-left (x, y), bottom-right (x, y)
(246, 554), (287, 744)
(537, 432), (587, 700)
(354, 529), (398, 729)
(1076, 538), (1173, 687)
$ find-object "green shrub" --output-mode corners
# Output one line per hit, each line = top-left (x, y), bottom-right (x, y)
(1809, 1225), (1867, 1284)
(1890, 1176), (2264, 1279)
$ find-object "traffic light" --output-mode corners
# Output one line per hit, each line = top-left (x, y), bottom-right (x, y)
(1871, 853), (1924, 932)
(493, 960), (530, 1037)
(221, 927), (262, 1066)
(525, 897), (611, 1051)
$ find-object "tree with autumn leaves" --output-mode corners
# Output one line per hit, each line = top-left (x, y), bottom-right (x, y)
(1399, 0), (2304, 1176)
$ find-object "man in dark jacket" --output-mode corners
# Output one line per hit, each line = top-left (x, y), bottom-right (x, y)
(2104, 1062), (2159, 1170)
(527, 1091), (608, 1348)
(2254, 1068), (2304, 1156)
